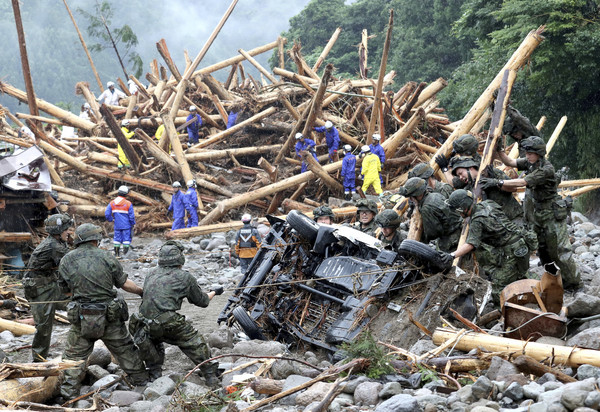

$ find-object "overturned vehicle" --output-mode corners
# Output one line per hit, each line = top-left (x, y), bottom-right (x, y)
(218, 210), (450, 352)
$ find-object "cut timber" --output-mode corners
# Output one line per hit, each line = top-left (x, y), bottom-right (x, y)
(546, 116), (567, 156)
(135, 129), (182, 176)
(186, 144), (281, 161)
(382, 108), (425, 159)
(0, 360), (81, 381)
(156, 38), (182, 82)
(0, 232), (32, 243)
(99, 104), (142, 173)
(429, 26), (545, 173)
(512, 355), (577, 383)
(301, 64), (334, 139)
(87, 151), (118, 166)
(305, 153), (343, 194)
(312, 27), (342, 72)
(414, 78), (448, 108)
(238, 49), (278, 84)
(0, 317), (36, 336)
(432, 327), (600, 368)
(193, 107), (277, 149)
(257, 157), (277, 182)
(67, 205), (152, 218)
(52, 184), (106, 204)
(0, 376), (60, 403)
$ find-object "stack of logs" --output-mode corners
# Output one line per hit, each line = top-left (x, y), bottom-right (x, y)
(0, 25), (598, 239)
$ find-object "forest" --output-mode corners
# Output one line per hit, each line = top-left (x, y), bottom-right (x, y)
(2, 0), (599, 204)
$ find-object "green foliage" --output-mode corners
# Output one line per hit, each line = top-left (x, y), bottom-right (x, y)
(341, 331), (395, 379)
(416, 363), (439, 383)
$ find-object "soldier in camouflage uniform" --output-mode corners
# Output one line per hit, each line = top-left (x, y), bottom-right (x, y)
(451, 157), (523, 222)
(23, 214), (72, 362)
(493, 136), (581, 289)
(443, 190), (532, 304)
(129, 241), (223, 384)
(402, 177), (462, 252)
(353, 199), (378, 236)
(503, 105), (541, 157)
(435, 134), (482, 189)
(313, 205), (335, 225)
(374, 209), (405, 251)
(408, 163), (453, 198)
(58, 224), (148, 399)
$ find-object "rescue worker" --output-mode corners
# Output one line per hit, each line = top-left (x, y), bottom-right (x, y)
(341, 145), (356, 199)
(360, 145), (382, 195)
(117, 119), (135, 169)
(450, 157), (523, 222)
(435, 133), (481, 187)
(227, 110), (238, 129)
(97, 81), (126, 106)
(128, 79), (139, 95)
(58, 224), (147, 399)
(313, 205), (335, 225)
(353, 199), (378, 236)
(295, 132), (318, 173)
(186, 106), (202, 144)
(493, 136), (581, 289)
(443, 190), (533, 304)
(105, 185), (135, 257)
(168, 181), (186, 230)
(503, 105), (541, 157)
(129, 241), (223, 384)
(235, 214), (261, 274)
(314, 121), (340, 162)
(79, 103), (92, 121)
(23, 213), (72, 362)
(402, 177), (462, 252)
(184, 180), (199, 228)
(154, 124), (165, 142)
(19, 126), (35, 139)
(408, 162), (453, 198)
(374, 209), (405, 251)
(370, 134), (386, 185)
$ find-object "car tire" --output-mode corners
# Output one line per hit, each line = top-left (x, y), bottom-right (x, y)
(286, 209), (319, 243)
(398, 239), (447, 273)
(232, 306), (265, 340)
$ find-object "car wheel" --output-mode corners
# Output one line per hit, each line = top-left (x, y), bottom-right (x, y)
(286, 209), (319, 243)
(398, 239), (447, 273)
(232, 306), (265, 340)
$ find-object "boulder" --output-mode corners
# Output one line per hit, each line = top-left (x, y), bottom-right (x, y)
(294, 381), (333, 406)
(143, 376), (176, 400)
(206, 326), (234, 349)
(485, 356), (518, 381)
(109, 390), (143, 406)
(561, 390), (588, 410)
(567, 327), (600, 349)
(577, 364), (600, 380)
(354, 381), (382, 406)
(374, 394), (421, 412)
(88, 343), (112, 367)
(279, 374), (312, 405)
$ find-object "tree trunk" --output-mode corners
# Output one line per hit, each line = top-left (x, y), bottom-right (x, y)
(382, 108), (425, 159)
(313, 27), (342, 72)
(305, 153), (343, 194)
(0, 317), (36, 336)
(156, 38), (182, 82)
(99, 104), (142, 173)
(134, 129), (182, 176)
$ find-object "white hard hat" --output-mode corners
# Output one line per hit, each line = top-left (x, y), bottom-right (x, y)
(361, 145), (371, 153)
(186, 179), (196, 187)
(122, 119), (130, 126)
(20, 126), (28, 133)
(343, 144), (352, 152)
(241, 213), (252, 223)
(189, 105), (197, 111)
(295, 132), (303, 140)
(118, 185), (129, 195)
(128, 79), (134, 84)
(372, 134), (381, 141)
(172, 181), (181, 188)
(83, 102), (91, 109)
(107, 81), (115, 88)
(325, 121), (333, 129)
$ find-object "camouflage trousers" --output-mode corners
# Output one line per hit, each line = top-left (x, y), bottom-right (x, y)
(438, 230), (461, 253)
(129, 312), (215, 380)
(530, 209), (580, 289)
(24, 281), (61, 362)
(61, 318), (148, 399)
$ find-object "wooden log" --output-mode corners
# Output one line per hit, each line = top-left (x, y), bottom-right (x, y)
(134, 129), (182, 176)
(26, 120), (74, 154)
(272, 67), (319, 85)
(313, 27), (342, 72)
(257, 157), (278, 182)
(414, 78), (448, 108)
(0, 82), (96, 133)
(52, 184), (106, 204)
(125, 92), (137, 120)
(513, 355), (577, 383)
(156, 38), (182, 81)
(211, 94), (229, 124)
(44, 158), (66, 186)
(315, 118), (361, 147)
(281, 198), (314, 213)
(0, 317), (36, 336)
(0, 232), (32, 243)
(546, 115), (567, 156)
(367, 10), (393, 144)
(0, 360), (81, 380)
(423, 356), (490, 373)
(432, 327), (600, 368)
(238, 49), (278, 84)
(186, 144), (281, 161)
(193, 107), (277, 149)
(382, 108), (425, 159)
(302, 64), (334, 141)
(108, 189), (160, 207)
(99, 104), (142, 172)
(561, 185), (600, 198)
(87, 151), (118, 166)
(16, 113), (66, 126)
(429, 26), (545, 173)
(274, 101), (312, 165)
(67, 205), (152, 218)
(305, 153), (343, 194)
(0, 376), (60, 403)
(249, 378), (285, 395)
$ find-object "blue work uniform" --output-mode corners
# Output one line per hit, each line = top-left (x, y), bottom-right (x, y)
(186, 114), (202, 144)
(341, 152), (357, 193)
(370, 142), (385, 183)
(295, 138), (318, 173)
(105, 196), (135, 247)
(314, 126), (340, 162)
(184, 187), (199, 228)
(227, 111), (238, 129)
(168, 190), (186, 230)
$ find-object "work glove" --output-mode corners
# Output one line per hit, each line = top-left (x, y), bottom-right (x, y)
(479, 177), (504, 190)
(439, 252), (455, 269)
(1, 299), (17, 309)
(496, 138), (504, 152)
(406, 201), (415, 219)
(211, 285), (224, 296)
(434, 154), (450, 172)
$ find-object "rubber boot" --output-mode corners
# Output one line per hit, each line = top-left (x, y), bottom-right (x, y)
(114, 247), (120, 257)
(123, 246), (130, 255)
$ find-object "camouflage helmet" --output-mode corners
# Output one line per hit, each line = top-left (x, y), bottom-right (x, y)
(74, 223), (102, 245)
(502, 116), (515, 136)
(403, 177), (428, 198)
(521, 136), (546, 156)
(408, 163), (434, 180)
(158, 240), (185, 267)
(313, 205), (334, 221)
(45, 213), (73, 235)
(451, 156), (479, 176)
(453, 134), (479, 156)
(446, 189), (475, 214)
(355, 198), (378, 215)
(375, 209), (401, 229)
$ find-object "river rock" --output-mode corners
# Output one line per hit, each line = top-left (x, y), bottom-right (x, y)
(379, 381), (403, 398)
(471, 376), (493, 400)
(294, 381), (333, 406)
(206, 325), (234, 349)
(561, 390), (589, 410)
(109, 390), (143, 406)
(375, 394), (421, 412)
(486, 356), (518, 381)
(567, 327), (600, 349)
(143, 376), (176, 400)
(88, 343), (112, 367)
(279, 375), (312, 405)
(577, 364), (600, 380)
(354, 381), (382, 406)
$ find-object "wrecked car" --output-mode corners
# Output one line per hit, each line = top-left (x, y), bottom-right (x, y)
(218, 210), (449, 352)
